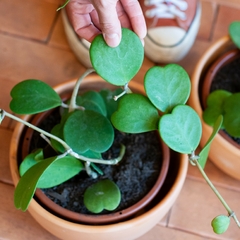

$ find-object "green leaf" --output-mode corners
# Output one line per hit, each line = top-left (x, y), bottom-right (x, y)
(10, 80), (62, 114)
(89, 28), (144, 86)
(50, 123), (65, 153)
(211, 215), (230, 234)
(19, 149), (44, 176)
(203, 90), (231, 128)
(144, 64), (191, 113)
(83, 179), (121, 213)
(37, 156), (83, 188)
(111, 93), (159, 133)
(229, 21), (240, 49)
(15, 155), (83, 210)
(199, 115), (223, 168)
(159, 105), (202, 154)
(223, 93), (240, 137)
(76, 91), (107, 116)
(63, 110), (114, 153)
(99, 88), (122, 119)
(14, 156), (59, 211)
(81, 149), (102, 159)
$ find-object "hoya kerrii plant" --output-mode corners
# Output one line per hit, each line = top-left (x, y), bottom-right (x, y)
(203, 21), (240, 140)
(0, 23), (239, 233)
(1, 28), (144, 214)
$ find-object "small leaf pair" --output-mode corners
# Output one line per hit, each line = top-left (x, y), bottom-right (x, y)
(203, 90), (240, 137)
(15, 150), (83, 211)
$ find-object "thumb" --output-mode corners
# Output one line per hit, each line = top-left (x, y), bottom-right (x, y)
(92, 0), (121, 47)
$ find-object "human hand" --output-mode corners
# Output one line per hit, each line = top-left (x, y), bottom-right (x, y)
(65, 0), (147, 47)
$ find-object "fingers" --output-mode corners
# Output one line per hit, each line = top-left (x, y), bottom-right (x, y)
(120, 0), (147, 40)
(66, 0), (147, 47)
(91, 0), (122, 47)
(66, 0), (101, 42)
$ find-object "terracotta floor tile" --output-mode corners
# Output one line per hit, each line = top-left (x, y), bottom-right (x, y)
(211, 0), (240, 8)
(138, 224), (209, 240)
(0, 0), (59, 42)
(169, 179), (240, 239)
(48, 11), (70, 50)
(0, 128), (13, 184)
(0, 183), (59, 239)
(177, 39), (212, 77)
(0, 33), (86, 87)
(198, 0), (218, 41)
(212, 4), (240, 41)
(187, 160), (240, 192)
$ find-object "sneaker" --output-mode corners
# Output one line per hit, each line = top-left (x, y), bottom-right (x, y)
(61, 8), (92, 68)
(141, 0), (201, 63)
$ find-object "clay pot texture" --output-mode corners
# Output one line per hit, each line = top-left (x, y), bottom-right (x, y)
(189, 35), (240, 180)
(10, 75), (188, 240)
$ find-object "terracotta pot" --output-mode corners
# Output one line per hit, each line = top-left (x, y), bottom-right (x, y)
(189, 35), (240, 180)
(10, 75), (188, 239)
(20, 77), (170, 225)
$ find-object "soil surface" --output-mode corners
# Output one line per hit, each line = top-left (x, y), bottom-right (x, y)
(26, 108), (163, 215)
(209, 55), (240, 144)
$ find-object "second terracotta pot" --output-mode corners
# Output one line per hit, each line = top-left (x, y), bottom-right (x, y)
(189, 35), (240, 180)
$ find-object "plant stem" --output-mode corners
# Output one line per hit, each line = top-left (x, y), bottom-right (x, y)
(191, 157), (240, 228)
(69, 68), (95, 112)
(0, 109), (125, 165)
(56, 0), (70, 11)
(114, 83), (131, 101)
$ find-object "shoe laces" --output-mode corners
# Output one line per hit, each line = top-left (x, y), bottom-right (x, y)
(144, 0), (188, 20)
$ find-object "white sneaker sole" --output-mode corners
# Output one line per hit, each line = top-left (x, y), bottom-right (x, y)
(61, 9), (92, 68)
(144, 2), (201, 63)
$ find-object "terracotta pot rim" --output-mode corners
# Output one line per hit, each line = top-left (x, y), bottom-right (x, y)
(15, 76), (171, 225)
(189, 35), (240, 180)
(190, 35), (240, 152)
(201, 47), (240, 149)
(11, 115), (187, 229)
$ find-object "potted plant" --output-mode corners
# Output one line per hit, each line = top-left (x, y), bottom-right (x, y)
(189, 21), (240, 180)
(2, 16), (239, 238)
(5, 28), (188, 240)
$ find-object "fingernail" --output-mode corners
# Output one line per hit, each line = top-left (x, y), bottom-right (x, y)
(103, 33), (120, 47)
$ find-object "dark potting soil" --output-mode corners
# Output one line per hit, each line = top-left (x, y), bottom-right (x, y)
(209, 55), (240, 144)
(28, 108), (163, 215)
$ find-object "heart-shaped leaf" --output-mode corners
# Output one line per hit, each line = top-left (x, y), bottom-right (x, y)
(15, 155), (83, 211)
(63, 110), (114, 153)
(89, 28), (144, 86)
(211, 215), (230, 234)
(199, 115), (223, 169)
(144, 64), (191, 113)
(203, 90), (231, 127)
(10, 80), (62, 114)
(223, 93), (240, 137)
(229, 21), (240, 49)
(159, 105), (202, 154)
(83, 179), (121, 213)
(111, 93), (159, 133)
(37, 156), (83, 188)
(14, 156), (59, 211)
(76, 91), (107, 116)
(19, 149), (43, 176)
